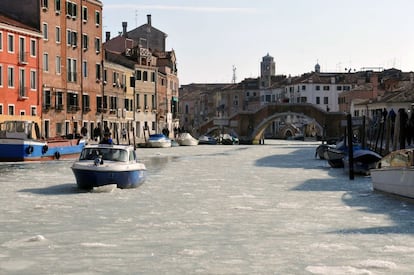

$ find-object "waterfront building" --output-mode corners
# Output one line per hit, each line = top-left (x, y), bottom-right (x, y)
(104, 17), (179, 138)
(102, 50), (135, 140)
(0, 13), (43, 125)
(39, 0), (103, 139)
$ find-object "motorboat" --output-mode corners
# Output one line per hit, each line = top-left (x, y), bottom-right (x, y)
(71, 144), (146, 190)
(220, 133), (239, 145)
(147, 134), (172, 148)
(0, 120), (85, 162)
(198, 135), (217, 145)
(176, 132), (199, 146)
(370, 149), (414, 198)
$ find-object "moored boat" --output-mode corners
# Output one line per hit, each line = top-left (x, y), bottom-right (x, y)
(147, 134), (172, 148)
(0, 120), (85, 162)
(198, 135), (217, 145)
(343, 149), (382, 175)
(176, 132), (199, 146)
(71, 144), (146, 190)
(370, 149), (414, 198)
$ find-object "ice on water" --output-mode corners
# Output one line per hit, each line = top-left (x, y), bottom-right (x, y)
(1, 140), (414, 274)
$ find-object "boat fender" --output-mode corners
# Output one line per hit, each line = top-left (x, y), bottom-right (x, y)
(26, 145), (34, 154)
(42, 145), (48, 154)
(54, 151), (61, 160)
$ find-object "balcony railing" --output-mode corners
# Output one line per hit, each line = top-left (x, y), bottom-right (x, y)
(18, 52), (28, 64)
(19, 86), (28, 99)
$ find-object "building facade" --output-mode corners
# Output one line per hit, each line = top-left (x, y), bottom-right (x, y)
(0, 13), (42, 125)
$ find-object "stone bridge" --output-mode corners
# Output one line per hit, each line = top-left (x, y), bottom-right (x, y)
(199, 103), (347, 143)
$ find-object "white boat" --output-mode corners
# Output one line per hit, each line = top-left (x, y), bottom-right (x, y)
(370, 149), (414, 199)
(71, 144), (146, 190)
(147, 134), (172, 148)
(176, 133), (199, 146)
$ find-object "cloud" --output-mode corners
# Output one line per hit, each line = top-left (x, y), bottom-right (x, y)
(104, 4), (258, 14)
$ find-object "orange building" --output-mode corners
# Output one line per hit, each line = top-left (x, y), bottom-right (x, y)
(0, 14), (42, 125)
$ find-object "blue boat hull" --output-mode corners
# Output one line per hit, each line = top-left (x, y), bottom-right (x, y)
(0, 139), (85, 162)
(72, 168), (146, 190)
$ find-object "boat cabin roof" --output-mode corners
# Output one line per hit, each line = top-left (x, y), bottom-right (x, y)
(79, 144), (136, 162)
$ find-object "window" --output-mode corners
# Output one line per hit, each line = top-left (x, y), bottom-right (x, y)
(96, 96), (102, 110)
(82, 34), (88, 50)
(67, 92), (79, 110)
(43, 53), (49, 72)
(301, 85), (306, 91)
(136, 70), (142, 80)
(8, 105), (14, 115)
(56, 56), (61, 74)
(110, 96), (117, 110)
(0, 104), (2, 115)
(43, 90), (51, 108)
(324, 97), (328, 104)
(315, 85), (320, 91)
(316, 97), (320, 104)
(30, 70), (36, 90)
(95, 11), (100, 25)
(94, 37), (100, 53)
(42, 23), (48, 40)
(82, 6), (88, 22)
(8, 34), (14, 53)
(95, 63), (101, 80)
(82, 61), (87, 77)
(56, 91), (63, 109)
(143, 71), (148, 81)
(82, 94), (90, 110)
(8, 67), (14, 87)
(30, 39), (36, 57)
(56, 27), (61, 43)
(336, 85), (342, 91)
(103, 69), (107, 82)
(0, 31), (2, 51)
(31, 106), (36, 116)
(323, 85), (330, 91)
(66, 1), (77, 18)
(67, 58), (77, 82)
(67, 30), (77, 47)
(41, 0), (48, 9)
(0, 65), (2, 87)
(55, 0), (61, 13)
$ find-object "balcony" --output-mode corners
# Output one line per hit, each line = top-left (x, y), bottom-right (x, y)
(18, 86), (28, 100)
(18, 52), (28, 65)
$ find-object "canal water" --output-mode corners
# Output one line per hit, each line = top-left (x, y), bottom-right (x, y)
(1, 140), (414, 274)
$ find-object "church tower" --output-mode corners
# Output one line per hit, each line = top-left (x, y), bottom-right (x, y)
(260, 53), (276, 88)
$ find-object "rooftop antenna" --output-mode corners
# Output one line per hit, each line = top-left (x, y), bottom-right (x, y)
(232, 65), (237, 83)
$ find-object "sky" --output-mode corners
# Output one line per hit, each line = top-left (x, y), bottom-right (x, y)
(101, 0), (414, 85)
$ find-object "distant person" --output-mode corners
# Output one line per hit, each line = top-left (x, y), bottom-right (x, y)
(100, 133), (113, 145)
(93, 126), (101, 142)
(81, 126), (88, 138)
(122, 128), (127, 140)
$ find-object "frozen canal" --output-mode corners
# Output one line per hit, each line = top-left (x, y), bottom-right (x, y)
(1, 140), (414, 274)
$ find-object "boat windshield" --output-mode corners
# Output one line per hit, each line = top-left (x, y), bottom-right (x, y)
(80, 148), (128, 162)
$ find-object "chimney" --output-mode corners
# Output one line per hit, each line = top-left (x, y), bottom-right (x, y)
(122, 22), (127, 37)
(147, 14), (151, 26)
(105, 31), (110, 42)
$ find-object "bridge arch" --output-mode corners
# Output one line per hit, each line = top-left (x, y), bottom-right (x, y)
(199, 103), (346, 143)
(250, 112), (324, 141)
